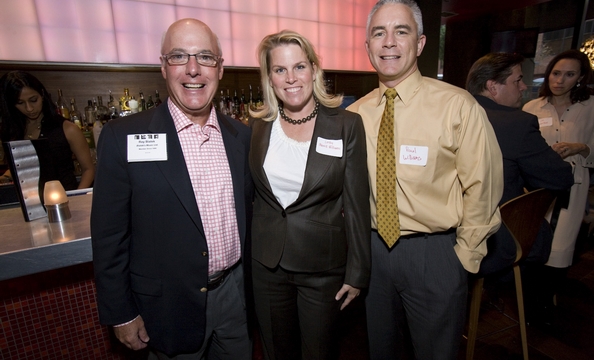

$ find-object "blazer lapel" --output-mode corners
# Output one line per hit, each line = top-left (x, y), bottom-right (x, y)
(251, 106), (342, 210)
(218, 112), (248, 243)
(250, 119), (274, 194)
(294, 105), (343, 205)
(147, 105), (204, 235)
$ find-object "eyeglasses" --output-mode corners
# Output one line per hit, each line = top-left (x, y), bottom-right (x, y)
(162, 53), (221, 67)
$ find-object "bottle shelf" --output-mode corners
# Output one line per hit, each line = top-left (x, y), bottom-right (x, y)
(0, 62), (378, 117)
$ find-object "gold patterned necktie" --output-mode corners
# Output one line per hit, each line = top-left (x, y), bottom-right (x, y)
(377, 88), (400, 248)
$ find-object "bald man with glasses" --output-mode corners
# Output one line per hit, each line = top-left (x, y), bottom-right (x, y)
(91, 18), (253, 359)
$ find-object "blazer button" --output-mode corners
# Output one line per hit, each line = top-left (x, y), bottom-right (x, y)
(202, 251), (207, 257)
(281, 210), (286, 218)
(200, 287), (208, 292)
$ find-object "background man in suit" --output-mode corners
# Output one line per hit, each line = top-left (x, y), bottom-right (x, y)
(467, 52), (574, 275)
(347, 1), (503, 358)
(91, 18), (253, 359)
(466, 52), (573, 319)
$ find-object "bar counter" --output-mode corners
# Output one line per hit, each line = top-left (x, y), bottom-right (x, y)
(0, 192), (135, 359)
(0, 192), (93, 281)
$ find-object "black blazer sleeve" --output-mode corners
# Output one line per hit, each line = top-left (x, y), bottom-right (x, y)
(341, 109), (372, 287)
(91, 117), (139, 325)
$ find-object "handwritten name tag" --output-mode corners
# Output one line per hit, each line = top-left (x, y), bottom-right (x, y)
(316, 137), (343, 157)
(399, 145), (428, 166)
(127, 133), (168, 162)
(538, 117), (553, 127)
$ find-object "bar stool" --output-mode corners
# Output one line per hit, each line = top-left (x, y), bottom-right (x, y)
(466, 188), (557, 360)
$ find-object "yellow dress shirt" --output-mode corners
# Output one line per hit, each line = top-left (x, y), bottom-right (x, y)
(347, 70), (503, 273)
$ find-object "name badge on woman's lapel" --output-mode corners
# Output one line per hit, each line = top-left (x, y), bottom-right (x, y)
(316, 137), (343, 158)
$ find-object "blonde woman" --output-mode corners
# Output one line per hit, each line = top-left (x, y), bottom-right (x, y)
(249, 30), (370, 360)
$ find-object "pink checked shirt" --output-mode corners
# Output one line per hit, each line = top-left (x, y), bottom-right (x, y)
(169, 99), (241, 275)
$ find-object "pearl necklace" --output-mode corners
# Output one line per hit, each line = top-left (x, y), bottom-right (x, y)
(279, 98), (319, 125)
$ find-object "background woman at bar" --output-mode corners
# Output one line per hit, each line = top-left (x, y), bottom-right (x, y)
(0, 70), (94, 189)
(249, 30), (370, 360)
(523, 49), (594, 326)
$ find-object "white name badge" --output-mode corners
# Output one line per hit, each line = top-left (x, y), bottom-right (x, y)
(316, 137), (343, 158)
(538, 117), (553, 127)
(127, 133), (168, 162)
(399, 145), (428, 166)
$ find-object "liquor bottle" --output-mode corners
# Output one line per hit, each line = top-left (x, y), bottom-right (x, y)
(232, 90), (240, 119)
(129, 96), (139, 114)
(120, 88), (131, 109)
(255, 86), (264, 108)
(69, 99), (82, 129)
(92, 98), (99, 116)
(225, 89), (233, 116)
(82, 125), (95, 149)
(239, 89), (247, 120)
(84, 100), (97, 127)
(108, 90), (119, 120)
(93, 118), (103, 149)
(56, 89), (71, 120)
(219, 90), (228, 115)
(138, 90), (146, 112)
(146, 95), (155, 109)
(248, 85), (255, 111)
(81, 101), (96, 149)
(119, 88), (132, 117)
(154, 90), (162, 106)
(96, 96), (109, 123)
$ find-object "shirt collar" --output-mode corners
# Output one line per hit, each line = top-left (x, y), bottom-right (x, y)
(545, 96), (590, 108)
(169, 98), (220, 133)
(376, 69), (423, 107)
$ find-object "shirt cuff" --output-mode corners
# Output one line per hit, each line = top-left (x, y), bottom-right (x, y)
(454, 243), (484, 274)
(113, 315), (140, 327)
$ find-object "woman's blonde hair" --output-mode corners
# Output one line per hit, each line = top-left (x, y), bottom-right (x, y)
(250, 30), (343, 121)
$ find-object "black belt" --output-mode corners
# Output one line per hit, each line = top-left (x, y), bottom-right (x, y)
(373, 228), (455, 241)
(207, 263), (238, 291)
(400, 228), (455, 240)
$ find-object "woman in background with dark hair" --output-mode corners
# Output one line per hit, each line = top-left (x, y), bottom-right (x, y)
(523, 49), (594, 326)
(0, 70), (94, 189)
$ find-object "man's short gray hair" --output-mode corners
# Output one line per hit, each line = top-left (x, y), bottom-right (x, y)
(366, 0), (423, 40)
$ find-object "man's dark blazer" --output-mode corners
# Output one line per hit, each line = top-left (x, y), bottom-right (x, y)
(475, 95), (573, 275)
(91, 102), (253, 356)
(249, 105), (371, 288)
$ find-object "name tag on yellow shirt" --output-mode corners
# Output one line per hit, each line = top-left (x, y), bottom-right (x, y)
(399, 145), (428, 166)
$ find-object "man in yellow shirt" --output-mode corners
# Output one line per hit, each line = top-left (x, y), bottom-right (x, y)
(347, 1), (503, 358)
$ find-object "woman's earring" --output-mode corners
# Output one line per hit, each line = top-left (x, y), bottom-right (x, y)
(577, 82), (581, 87)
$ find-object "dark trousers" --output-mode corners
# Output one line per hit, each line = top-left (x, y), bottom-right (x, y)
(366, 230), (468, 360)
(252, 260), (345, 360)
(148, 265), (251, 360)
